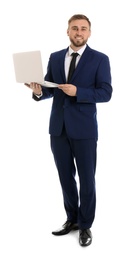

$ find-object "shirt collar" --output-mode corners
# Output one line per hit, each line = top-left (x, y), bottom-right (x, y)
(68, 44), (87, 56)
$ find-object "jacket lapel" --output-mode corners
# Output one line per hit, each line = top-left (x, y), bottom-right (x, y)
(59, 48), (68, 82)
(71, 46), (92, 81)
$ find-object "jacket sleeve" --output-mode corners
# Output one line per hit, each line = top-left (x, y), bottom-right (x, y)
(32, 86), (54, 101)
(77, 55), (113, 103)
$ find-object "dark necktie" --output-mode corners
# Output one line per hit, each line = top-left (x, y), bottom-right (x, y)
(67, 52), (79, 82)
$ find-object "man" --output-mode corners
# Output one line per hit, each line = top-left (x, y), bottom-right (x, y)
(25, 14), (112, 246)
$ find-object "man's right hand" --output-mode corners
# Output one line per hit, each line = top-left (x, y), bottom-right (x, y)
(24, 82), (42, 96)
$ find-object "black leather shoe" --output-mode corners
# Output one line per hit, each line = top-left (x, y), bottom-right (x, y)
(79, 229), (92, 246)
(52, 220), (79, 236)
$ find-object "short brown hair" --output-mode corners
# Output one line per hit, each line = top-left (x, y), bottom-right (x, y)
(68, 14), (91, 29)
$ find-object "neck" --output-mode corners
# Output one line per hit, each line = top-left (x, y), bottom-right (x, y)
(70, 45), (83, 52)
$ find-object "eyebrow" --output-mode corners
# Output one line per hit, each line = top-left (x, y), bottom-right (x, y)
(71, 26), (88, 29)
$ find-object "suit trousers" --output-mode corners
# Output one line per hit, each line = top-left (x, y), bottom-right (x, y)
(50, 126), (97, 229)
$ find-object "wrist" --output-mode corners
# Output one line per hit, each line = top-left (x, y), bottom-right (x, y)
(34, 91), (43, 98)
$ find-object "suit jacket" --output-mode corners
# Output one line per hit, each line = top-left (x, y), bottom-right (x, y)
(33, 45), (113, 139)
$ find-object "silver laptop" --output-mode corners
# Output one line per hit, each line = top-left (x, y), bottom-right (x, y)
(12, 50), (58, 88)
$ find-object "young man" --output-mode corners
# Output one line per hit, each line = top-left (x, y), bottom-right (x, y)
(26, 14), (112, 246)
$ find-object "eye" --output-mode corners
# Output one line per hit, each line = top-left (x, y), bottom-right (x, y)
(72, 27), (78, 31)
(81, 28), (87, 31)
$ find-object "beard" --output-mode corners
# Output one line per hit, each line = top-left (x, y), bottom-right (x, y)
(70, 38), (87, 48)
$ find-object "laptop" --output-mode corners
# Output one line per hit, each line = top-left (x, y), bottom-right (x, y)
(12, 50), (58, 88)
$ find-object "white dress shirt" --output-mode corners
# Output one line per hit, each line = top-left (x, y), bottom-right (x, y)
(64, 44), (87, 82)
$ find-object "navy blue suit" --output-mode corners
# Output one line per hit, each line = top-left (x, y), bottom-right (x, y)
(33, 45), (112, 229)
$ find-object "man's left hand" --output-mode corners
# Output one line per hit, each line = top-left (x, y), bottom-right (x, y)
(58, 84), (77, 96)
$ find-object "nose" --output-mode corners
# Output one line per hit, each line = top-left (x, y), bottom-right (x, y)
(76, 29), (82, 35)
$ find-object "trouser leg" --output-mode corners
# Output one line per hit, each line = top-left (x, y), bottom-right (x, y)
(69, 138), (97, 229)
(50, 131), (79, 223)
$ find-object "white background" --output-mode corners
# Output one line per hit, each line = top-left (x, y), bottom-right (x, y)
(0, 0), (135, 259)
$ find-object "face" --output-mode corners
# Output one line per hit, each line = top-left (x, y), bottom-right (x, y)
(67, 19), (91, 50)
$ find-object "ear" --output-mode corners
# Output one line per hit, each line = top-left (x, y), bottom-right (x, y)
(67, 29), (69, 36)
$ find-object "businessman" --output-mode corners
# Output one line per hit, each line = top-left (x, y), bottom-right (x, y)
(25, 14), (113, 246)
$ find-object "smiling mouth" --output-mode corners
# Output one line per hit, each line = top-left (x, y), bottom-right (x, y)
(75, 37), (83, 40)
